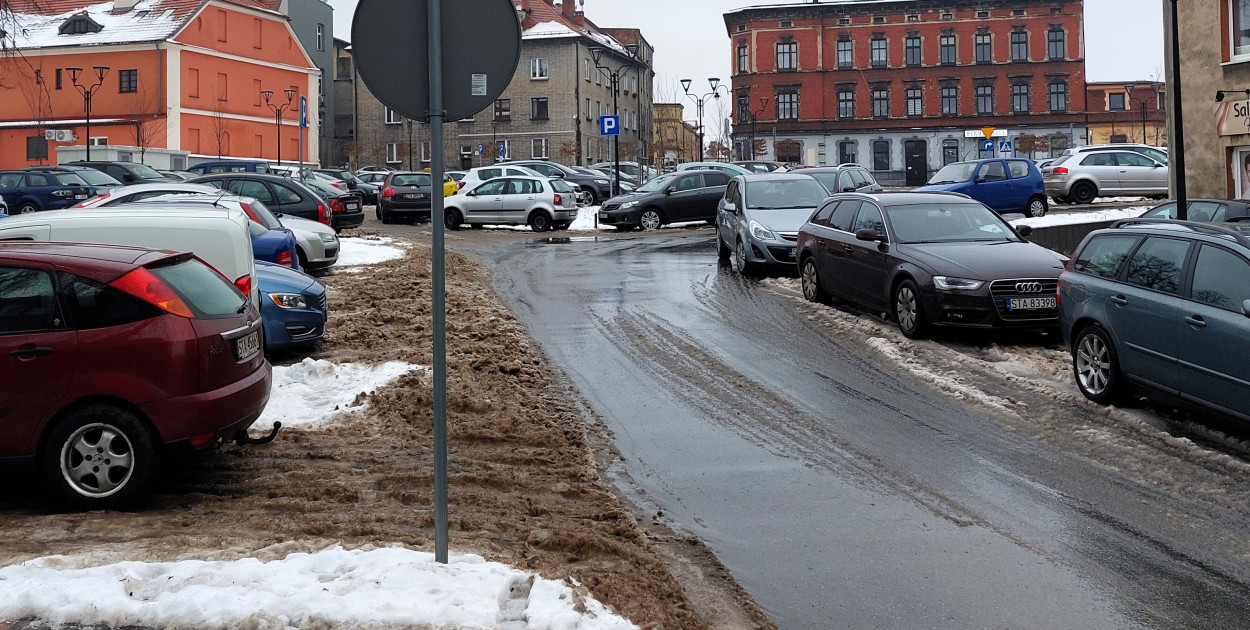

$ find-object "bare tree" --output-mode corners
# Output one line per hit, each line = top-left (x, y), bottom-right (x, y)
(207, 97), (230, 159)
(126, 84), (168, 164)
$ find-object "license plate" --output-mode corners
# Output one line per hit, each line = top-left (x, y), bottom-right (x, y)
(598, 212), (608, 220)
(1007, 297), (1056, 310)
(404, 193), (425, 200)
(234, 331), (260, 360)
(788, 247), (797, 258)
(346, 203), (359, 210)
(74, 194), (87, 199)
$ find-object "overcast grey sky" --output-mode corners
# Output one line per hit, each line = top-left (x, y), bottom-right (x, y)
(328, 0), (1164, 124)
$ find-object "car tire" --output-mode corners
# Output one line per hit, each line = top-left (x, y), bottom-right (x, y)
(529, 212), (553, 233)
(800, 256), (829, 303)
(375, 205), (382, 221)
(1027, 195), (1048, 218)
(584, 190), (599, 206)
(894, 279), (927, 339)
(444, 208), (463, 231)
(1070, 181), (1097, 205)
(733, 238), (754, 274)
(296, 247), (308, 270)
(41, 404), (159, 510)
(1073, 325), (1123, 404)
(639, 208), (663, 230)
(18, 202), (38, 214)
(380, 206), (393, 225)
(717, 234), (732, 259)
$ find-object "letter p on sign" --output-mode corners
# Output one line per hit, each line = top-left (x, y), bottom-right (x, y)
(600, 115), (620, 136)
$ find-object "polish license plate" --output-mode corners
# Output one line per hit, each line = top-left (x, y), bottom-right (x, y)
(74, 194), (87, 199)
(788, 247), (797, 258)
(346, 203), (359, 210)
(234, 331), (260, 361)
(404, 193), (425, 200)
(598, 212), (608, 220)
(1007, 297), (1056, 310)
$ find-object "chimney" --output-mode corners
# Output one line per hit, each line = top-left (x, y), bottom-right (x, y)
(112, 0), (140, 11)
(561, 0), (576, 20)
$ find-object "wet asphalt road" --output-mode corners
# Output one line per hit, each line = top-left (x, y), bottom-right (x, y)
(400, 221), (1250, 629)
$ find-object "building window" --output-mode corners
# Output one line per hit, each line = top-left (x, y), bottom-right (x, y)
(118, 69), (137, 93)
(531, 58), (548, 80)
(1011, 83), (1030, 113)
(839, 140), (857, 164)
(1110, 133), (1129, 143)
(584, 58), (591, 81)
(386, 143), (399, 164)
(1108, 92), (1126, 110)
(1235, 0), (1250, 57)
(1047, 27), (1065, 60)
(532, 138), (549, 159)
(837, 88), (855, 119)
(780, 20), (793, 28)
(906, 87), (923, 116)
(975, 33), (992, 64)
(975, 84), (994, 114)
(1048, 80), (1068, 112)
(940, 35), (956, 65)
(871, 37), (887, 68)
(905, 36), (921, 66)
(385, 107), (401, 124)
(940, 86), (959, 114)
(738, 44), (749, 72)
(872, 140), (890, 171)
(495, 99), (511, 121)
(420, 141), (431, 163)
(585, 98), (591, 120)
(595, 65), (602, 85)
(871, 87), (889, 117)
(776, 41), (798, 70)
(316, 23), (324, 51)
(1010, 30), (1029, 61)
(531, 97), (549, 120)
(777, 91), (799, 120)
(55, 68), (62, 90)
(837, 40), (853, 70)
(737, 91), (750, 123)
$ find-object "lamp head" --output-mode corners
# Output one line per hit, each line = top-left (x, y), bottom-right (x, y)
(709, 77), (721, 91)
(589, 46), (604, 67)
(261, 89), (274, 103)
(680, 78), (692, 94)
(93, 65), (109, 81)
(66, 67), (82, 84)
(283, 88), (296, 103)
(625, 43), (639, 58)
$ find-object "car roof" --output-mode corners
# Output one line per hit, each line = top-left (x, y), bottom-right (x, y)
(800, 166), (865, 173)
(1104, 218), (1250, 249)
(738, 172), (820, 181)
(825, 191), (979, 205)
(0, 240), (173, 268)
(0, 207), (245, 222)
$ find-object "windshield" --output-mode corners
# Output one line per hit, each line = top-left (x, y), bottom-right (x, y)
(636, 173), (678, 193)
(927, 163), (978, 185)
(744, 179), (828, 209)
(886, 203), (1019, 244)
(130, 164), (164, 180)
(51, 173), (89, 186)
(1140, 147), (1168, 164)
(71, 170), (120, 186)
(806, 173), (839, 192)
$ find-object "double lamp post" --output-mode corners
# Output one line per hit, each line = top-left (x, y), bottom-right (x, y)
(681, 77), (728, 162)
(67, 65), (109, 161)
(261, 87), (297, 167)
(589, 43), (639, 196)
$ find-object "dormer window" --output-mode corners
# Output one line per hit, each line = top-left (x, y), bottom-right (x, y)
(59, 13), (103, 35)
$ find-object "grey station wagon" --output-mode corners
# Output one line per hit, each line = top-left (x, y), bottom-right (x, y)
(1059, 219), (1250, 422)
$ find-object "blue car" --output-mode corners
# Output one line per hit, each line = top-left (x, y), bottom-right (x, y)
(0, 170), (92, 214)
(256, 260), (328, 352)
(25, 165), (122, 197)
(916, 158), (1048, 217)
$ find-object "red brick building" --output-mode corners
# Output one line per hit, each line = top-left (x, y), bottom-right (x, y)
(724, 0), (1087, 185)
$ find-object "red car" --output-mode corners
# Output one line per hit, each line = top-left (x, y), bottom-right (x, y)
(0, 242), (272, 509)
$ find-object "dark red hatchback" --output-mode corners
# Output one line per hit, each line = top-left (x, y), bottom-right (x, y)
(0, 242), (272, 509)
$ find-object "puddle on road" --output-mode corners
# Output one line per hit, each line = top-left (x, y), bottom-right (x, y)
(531, 236), (604, 244)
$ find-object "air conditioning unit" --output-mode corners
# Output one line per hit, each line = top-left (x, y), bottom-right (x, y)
(44, 129), (56, 140)
(55, 129), (75, 142)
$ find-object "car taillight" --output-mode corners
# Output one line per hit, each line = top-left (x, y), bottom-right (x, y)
(109, 267), (193, 318)
(330, 198), (346, 213)
(239, 202), (260, 223)
(317, 204), (330, 225)
(332, 182), (343, 189)
(383, 187), (396, 198)
(73, 193), (107, 208)
(234, 275), (252, 296)
(1053, 167), (1068, 175)
(277, 250), (294, 267)
(554, 193), (563, 206)
(457, 181), (465, 189)
(51, 189), (73, 197)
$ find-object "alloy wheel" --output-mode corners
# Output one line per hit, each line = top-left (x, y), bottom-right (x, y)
(1075, 333), (1111, 395)
(1028, 198), (1046, 217)
(801, 260), (820, 301)
(640, 210), (662, 230)
(734, 240), (748, 274)
(60, 422), (134, 498)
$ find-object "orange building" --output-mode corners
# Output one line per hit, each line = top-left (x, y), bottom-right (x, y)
(0, 0), (319, 169)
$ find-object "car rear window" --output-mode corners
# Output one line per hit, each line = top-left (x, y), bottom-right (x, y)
(51, 173), (89, 186)
(1073, 235), (1139, 278)
(1007, 161), (1030, 179)
(550, 179), (573, 193)
(71, 170), (120, 186)
(244, 199), (282, 230)
(393, 174), (432, 186)
(148, 259), (247, 318)
(129, 164), (164, 179)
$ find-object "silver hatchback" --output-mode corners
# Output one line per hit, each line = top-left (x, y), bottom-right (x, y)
(443, 176), (578, 232)
(1043, 150), (1169, 205)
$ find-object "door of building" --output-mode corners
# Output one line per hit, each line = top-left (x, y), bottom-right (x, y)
(905, 140), (928, 186)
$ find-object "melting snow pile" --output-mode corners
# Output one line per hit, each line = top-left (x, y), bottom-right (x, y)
(1010, 206), (1149, 229)
(0, 546), (637, 630)
(568, 206), (602, 231)
(260, 358), (419, 429)
(336, 236), (408, 268)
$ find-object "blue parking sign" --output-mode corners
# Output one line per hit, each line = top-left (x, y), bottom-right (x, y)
(477, 143), (484, 155)
(599, 115), (620, 136)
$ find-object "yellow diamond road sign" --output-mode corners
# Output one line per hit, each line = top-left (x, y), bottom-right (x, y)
(981, 127), (996, 140)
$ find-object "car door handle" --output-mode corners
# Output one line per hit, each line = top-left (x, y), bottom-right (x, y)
(843, 245), (855, 253)
(1110, 295), (1128, 306)
(10, 345), (52, 359)
(1184, 315), (1207, 328)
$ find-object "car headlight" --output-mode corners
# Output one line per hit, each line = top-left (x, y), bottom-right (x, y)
(749, 220), (776, 241)
(319, 232), (338, 244)
(932, 276), (984, 291)
(268, 293), (308, 309)
(620, 200), (640, 209)
(594, 179), (610, 185)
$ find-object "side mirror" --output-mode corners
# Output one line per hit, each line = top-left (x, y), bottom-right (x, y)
(722, 201), (736, 212)
(664, 189), (673, 195)
(347, 181), (358, 190)
(855, 228), (880, 242)
(974, 177), (986, 184)
(1016, 224), (1033, 238)
(555, 172), (566, 178)
(123, 173), (137, 183)
(843, 186), (857, 192)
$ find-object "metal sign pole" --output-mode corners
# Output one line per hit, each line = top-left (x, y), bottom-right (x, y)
(428, 0), (449, 565)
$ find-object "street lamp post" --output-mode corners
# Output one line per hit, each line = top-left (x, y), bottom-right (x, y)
(590, 44), (640, 196)
(750, 96), (770, 161)
(681, 77), (729, 162)
(407, 119), (414, 170)
(67, 66), (109, 161)
(1167, 0), (1186, 219)
(261, 88), (297, 167)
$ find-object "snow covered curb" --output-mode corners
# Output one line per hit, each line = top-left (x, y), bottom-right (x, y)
(335, 236), (409, 269)
(0, 546), (638, 630)
(1010, 206), (1149, 229)
(260, 358), (421, 430)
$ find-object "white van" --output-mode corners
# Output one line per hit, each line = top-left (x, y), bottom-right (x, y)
(0, 208), (258, 303)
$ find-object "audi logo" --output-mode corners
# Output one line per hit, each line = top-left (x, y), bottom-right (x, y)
(1015, 282), (1045, 293)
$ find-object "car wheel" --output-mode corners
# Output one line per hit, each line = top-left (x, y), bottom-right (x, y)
(1070, 181), (1097, 205)
(375, 205), (382, 221)
(380, 206), (393, 225)
(717, 234), (732, 259)
(18, 202), (38, 214)
(1027, 196), (1048, 218)
(296, 247), (308, 270)
(585, 190), (599, 206)
(444, 208), (463, 230)
(1073, 325), (1122, 404)
(639, 208), (663, 230)
(529, 211), (553, 233)
(733, 239), (754, 274)
(41, 404), (159, 510)
(800, 257), (829, 303)
(894, 279), (927, 339)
